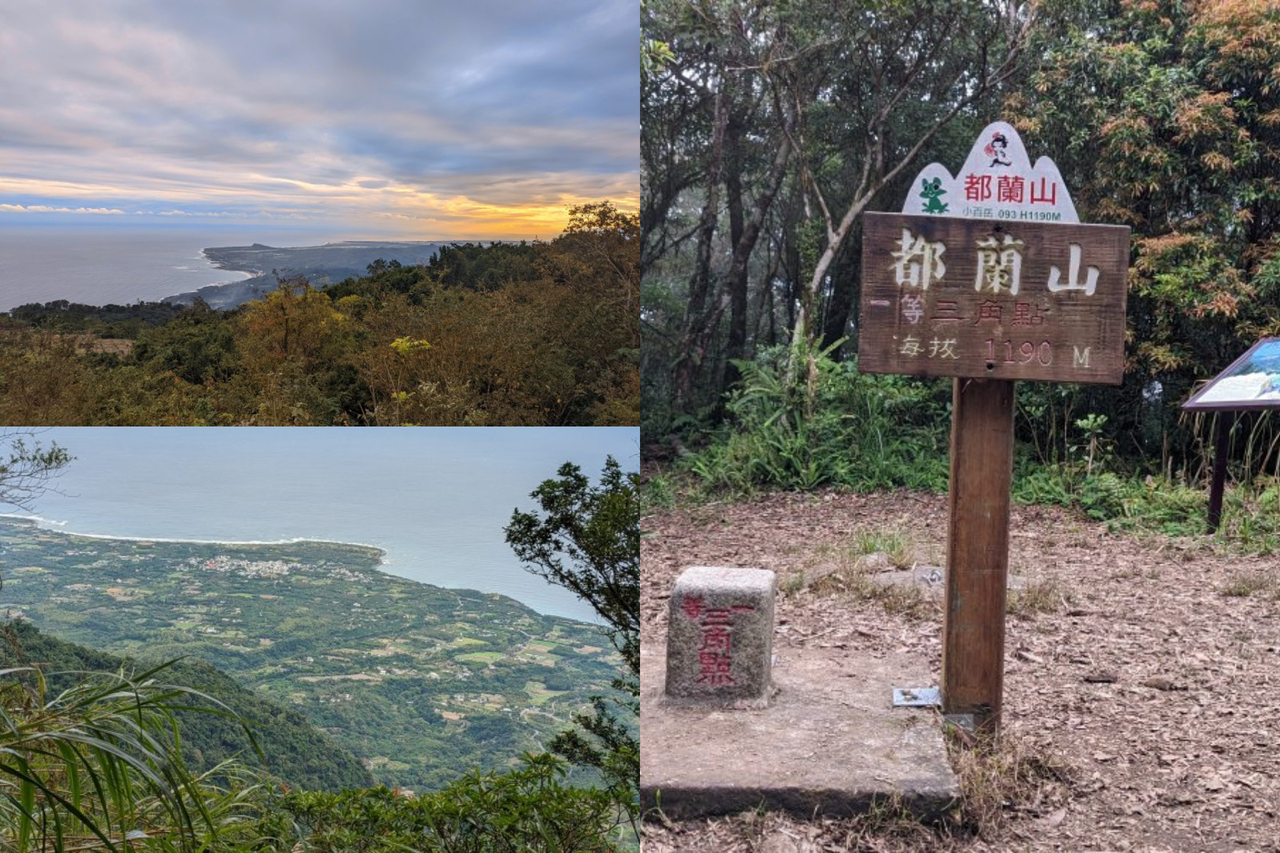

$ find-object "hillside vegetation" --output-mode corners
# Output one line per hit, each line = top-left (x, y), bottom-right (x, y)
(0, 518), (621, 791)
(0, 452), (640, 851)
(0, 202), (637, 427)
(0, 619), (374, 792)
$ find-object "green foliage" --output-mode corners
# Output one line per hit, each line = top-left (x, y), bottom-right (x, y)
(642, 0), (1027, 430)
(639, 475), (676, 513)
(132, 303), (240, 386)
(851, 530), (914, 569)
(1215, 475), (1280, 552)
(0, 205), (638, 427)
(283, 753), (625, 853)
(0, 650), (630, 853)
(1, 523), (618, 793)
(642, 0), (1280, 494)
(1078, 472), (1129, 521)
(1010, 464), (1074, 508)
(1007, 0), (1280, 472)
(505, 459), (639, 834)
(682, 345), (950, 493)
(1013, 462), (1208, 537)
(7, 300), (188, 336)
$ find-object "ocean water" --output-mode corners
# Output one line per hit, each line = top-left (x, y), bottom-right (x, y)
(1, 427), (637, 623)
(0, 225), (377, 312)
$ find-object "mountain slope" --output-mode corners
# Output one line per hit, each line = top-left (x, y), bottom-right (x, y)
(0, 619), (375, 792)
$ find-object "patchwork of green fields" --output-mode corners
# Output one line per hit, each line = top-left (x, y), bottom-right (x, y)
(0, 517), (620, 790)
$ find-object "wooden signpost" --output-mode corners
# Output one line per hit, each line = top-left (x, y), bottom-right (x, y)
(859, 122), (1130, 732)
(859, 214), (1129, 385)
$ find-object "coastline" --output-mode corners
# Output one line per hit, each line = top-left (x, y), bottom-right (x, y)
(0, 513), (388, 561)
(200, 246), (262, 278)
(168, 239), (447, 309)
(0, 514), (588, 624)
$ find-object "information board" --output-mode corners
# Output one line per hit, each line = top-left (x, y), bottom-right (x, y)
(1182, 338), (1280, 412)
(857, 212), (1130, 384)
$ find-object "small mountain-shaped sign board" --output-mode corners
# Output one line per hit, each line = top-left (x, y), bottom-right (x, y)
(902, 121), (1078, 224)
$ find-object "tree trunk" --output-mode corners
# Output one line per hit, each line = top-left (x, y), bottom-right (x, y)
(721, 110), (747, 393)
(820, 239), (861, 355)
(671, 90), (728, 414)
(753, 251), (780, 350)
(722, 120), (793, 392)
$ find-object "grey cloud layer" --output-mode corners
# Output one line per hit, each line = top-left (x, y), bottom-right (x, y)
(0, 0), (637, 223)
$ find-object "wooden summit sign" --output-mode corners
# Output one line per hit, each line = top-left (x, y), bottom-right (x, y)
(857, 122), (1131, 733)
(858, 213), (1129, 384)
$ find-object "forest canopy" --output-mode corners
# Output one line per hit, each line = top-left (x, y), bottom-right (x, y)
(641, 0), (1280, 486)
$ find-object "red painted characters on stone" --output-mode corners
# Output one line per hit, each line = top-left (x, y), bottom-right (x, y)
(683, 598), (756, 688)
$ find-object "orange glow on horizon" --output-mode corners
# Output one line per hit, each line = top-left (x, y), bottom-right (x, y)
(0, 173), (638, 241)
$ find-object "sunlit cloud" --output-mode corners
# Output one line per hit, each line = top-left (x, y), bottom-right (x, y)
(0, 0), (638, 239)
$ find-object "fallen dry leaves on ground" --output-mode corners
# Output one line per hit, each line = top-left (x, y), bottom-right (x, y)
(641, 489), (1280, 853)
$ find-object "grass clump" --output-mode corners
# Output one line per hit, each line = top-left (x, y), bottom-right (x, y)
(1007, 578), (1072, 618)
(680, 345), (950, 494)
(852, 529), (916, 569)
(809, 567), (933, 619)
(1221, 570), (1280, 599)
(640, 473), (677, 513)
(946, 731), (1073, 839)
(800, 529), (936, 618)
(779, 571), (806, 595)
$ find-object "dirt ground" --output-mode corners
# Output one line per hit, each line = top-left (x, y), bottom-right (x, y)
(640, 489), (1280, 853)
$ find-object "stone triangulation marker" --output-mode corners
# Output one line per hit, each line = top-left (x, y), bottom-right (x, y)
(665, 566), (776, 707)
(642, 565), (959, 819)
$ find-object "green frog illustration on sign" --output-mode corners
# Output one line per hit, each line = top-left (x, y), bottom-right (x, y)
(920, 177), (949, 214)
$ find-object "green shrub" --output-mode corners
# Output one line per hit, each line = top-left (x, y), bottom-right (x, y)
(284, 753), (627, 853)
(1011, 464), (1074, 507)
(1079, 472), (1130, 520)
(682, 344), (950, 493)
(640, 475), (676, 512)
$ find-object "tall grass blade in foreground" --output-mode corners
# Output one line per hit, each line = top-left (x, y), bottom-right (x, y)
(0, 663), (269, 852)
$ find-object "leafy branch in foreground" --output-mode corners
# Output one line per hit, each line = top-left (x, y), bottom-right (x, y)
(505, 457), (640, 832)
(0, 430), (72, 512)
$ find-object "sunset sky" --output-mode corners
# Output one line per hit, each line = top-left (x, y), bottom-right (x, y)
(0, 0), (637, 239)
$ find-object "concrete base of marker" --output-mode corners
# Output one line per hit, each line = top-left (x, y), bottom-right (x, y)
(640, 641), (958, 820)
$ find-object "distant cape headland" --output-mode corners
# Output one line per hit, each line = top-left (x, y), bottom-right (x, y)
(167, 240), (449, 309)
